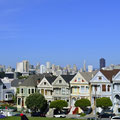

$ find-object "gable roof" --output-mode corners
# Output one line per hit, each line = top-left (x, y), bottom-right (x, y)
(45, 76), (57, 84)
(61, 75), (75, 83)
(20, 73), (55, 87)
(100, 69), (120, 82)
(80, 71), (98, 82)
(11, 79), (25, 87)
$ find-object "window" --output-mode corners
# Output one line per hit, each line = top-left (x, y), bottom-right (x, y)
(74, 88), (77, 93)
(59, 80), (62, 83)
(62, 88), (65, 95)
(6, 95), (7, 99)
(98, 76), (102, 80)
(18, 98), (21, 105)
(32, 89), (34, 94)
(21, 88), (23, 94)
(77, 78), (80, 82)
(41, 89), (44, 95)
(55, 89), (60, 94)
(86, 86), (89, 92)
(81, 86), (85, 92)
(45, 90), (47, 95)
(28, 89), (30, 94)
(66, 89), (69, 95)
(108, 85), (111, 91)
(102, 85), (106, 92)
(44, 82), (46, 85)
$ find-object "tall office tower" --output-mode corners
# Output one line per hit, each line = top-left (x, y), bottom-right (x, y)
(23, 60), (29, 72)
(46, 62), (51, 69)
(16, 62), (24, 73)
(83, 60), (86, 72)
(73, 64), (77, 72)
(100, 58), (106, 69)
(16, 60), (29, 73)
(36, 63), (40, 73)
(52, 64), (56, 71)
(40, 65), (46, 74)
(88, 65), (93, 72)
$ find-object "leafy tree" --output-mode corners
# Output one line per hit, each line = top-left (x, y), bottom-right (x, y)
(50, 100), (68, 111)
(25, 93), (46, 112)
(75, 98), (91, 111)
(96, 97), (112, 110)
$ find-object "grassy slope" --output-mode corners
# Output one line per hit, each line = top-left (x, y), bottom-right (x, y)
(1, 117), (84, 120)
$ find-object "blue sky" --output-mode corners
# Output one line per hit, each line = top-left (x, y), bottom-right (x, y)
(0, 0), (120, 68)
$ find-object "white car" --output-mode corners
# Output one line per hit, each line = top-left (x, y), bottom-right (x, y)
(53, 114), (66, 118)
(111, 116), (120, 120)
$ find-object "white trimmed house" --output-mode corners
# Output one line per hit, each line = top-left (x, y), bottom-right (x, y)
(37, 76), (57, 103)
(112, 71), (120, 114)
(90, 70), (120, 114)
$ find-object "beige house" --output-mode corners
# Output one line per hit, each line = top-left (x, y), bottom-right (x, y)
(70, 71), (97, 114)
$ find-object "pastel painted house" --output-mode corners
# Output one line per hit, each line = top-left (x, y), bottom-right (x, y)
(70, 71), (97, 114)
(90, 70), (120, 114)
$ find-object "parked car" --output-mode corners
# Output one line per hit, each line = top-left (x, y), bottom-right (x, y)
(98, 113), (115, 118)
(31, 112), (46, 117)
(0, 114), (6, 119)
(53, 113), (66, 118)
(111, 116), (120, 120)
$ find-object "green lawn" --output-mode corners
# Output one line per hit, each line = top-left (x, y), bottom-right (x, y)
(1, 117), (83, 120)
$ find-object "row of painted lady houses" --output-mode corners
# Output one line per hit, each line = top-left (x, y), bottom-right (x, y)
(16, 69), (120, 114)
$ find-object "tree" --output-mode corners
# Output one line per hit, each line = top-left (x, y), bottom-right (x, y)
(96, 97), (112, 110)
(25, 93), (47, 112)
(75, 98), (91, 111)
(50, 100), (68, 111)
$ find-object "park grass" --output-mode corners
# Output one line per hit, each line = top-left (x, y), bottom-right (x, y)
(1, 117), (84, 120)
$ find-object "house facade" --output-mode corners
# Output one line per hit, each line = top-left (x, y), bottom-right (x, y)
(52, 75), (75, 107)
(112, 71), (120, 114)
(37, 76), (57, 102)
(70, 71), (97, 114)
(90, 70), (120, 114)
(17, 75), (39, 111)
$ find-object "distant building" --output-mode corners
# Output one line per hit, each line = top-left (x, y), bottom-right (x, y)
(100, 58), (106, 69)
(40, 65), (46, 74)
(88, 65), (93, 72)
(46, 62), (51, 69)
(16, 60), (29, 73)
(83, 60), (86, 72)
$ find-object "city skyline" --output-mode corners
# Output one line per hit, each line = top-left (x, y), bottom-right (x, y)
(0, 0), (120, 67)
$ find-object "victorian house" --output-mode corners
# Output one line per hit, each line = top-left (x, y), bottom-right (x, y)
(112, 71), (120, 114)
(37, 76), (57, 103)
(90, 69), (120, 114)
(70, 71), (97, 114)
(52, 75), (75, 107)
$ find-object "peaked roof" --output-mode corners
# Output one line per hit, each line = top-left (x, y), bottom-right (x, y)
(45, 76), (57, 84)
(100, 69), (120, 82)
(61, 75), (75, 83)
(11, 79), (25, 87)
(80, 71), (98, 82)
(20, 73), (55, 87)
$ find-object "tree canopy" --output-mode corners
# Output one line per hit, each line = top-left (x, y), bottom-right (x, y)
(75, 98), (91, 111)
(96, 97), (112, 109)
(25, 93), (47, 112)
(50, 100), (68, 110)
